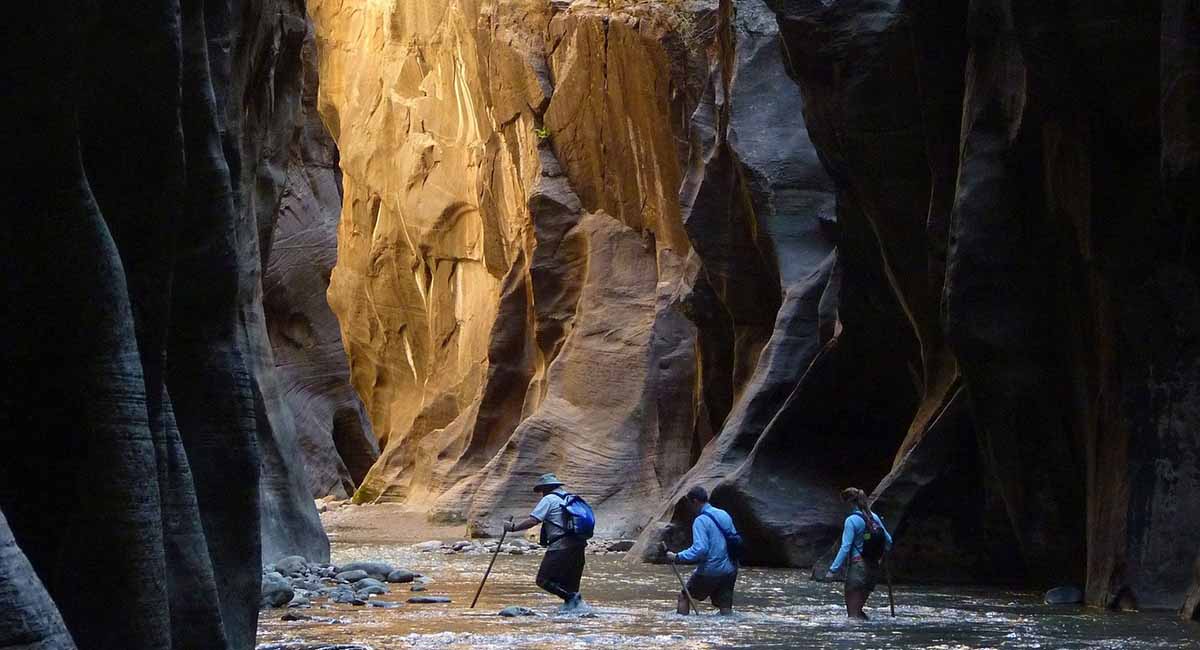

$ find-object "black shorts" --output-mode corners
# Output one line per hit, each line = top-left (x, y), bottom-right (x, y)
(685, 569), (737, 609)
(536, 545), (586, 593)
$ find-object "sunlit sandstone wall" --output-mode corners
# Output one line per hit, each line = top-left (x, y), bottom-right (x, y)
(307, 0), (838, 536)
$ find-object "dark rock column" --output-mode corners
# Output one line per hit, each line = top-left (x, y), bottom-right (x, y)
(0, 512), (77, 650)
(1, 0), (336, 646)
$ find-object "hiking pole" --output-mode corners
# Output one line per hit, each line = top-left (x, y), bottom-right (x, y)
(471, 516), (512, 608)
(885, 554), (896, 617)
(662, 542), (700, 614)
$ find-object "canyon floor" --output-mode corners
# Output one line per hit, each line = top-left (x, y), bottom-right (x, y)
(255, 506), (1200, 649)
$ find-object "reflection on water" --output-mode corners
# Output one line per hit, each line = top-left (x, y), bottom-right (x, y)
(257, 543), (1200, 649)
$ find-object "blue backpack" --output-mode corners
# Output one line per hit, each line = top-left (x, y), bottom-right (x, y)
(558, 493), (596, 540)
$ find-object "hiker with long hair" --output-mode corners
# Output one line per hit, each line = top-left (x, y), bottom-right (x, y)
(826, 487), (893, 619)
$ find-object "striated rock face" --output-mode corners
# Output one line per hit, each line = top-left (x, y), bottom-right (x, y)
(257, 22), (378, 503)
(310, 0), (1200, 616)
(309, 0), (723, 532)
(761, 0), (1200, 613)
(0, 0), (340, 647)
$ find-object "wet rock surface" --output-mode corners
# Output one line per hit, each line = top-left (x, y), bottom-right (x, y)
(258, 556), (442, 612)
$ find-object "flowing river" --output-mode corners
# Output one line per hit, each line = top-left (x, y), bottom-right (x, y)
(257, 538), (1200, 650)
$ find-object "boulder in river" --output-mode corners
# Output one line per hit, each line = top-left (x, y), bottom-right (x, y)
(499, 606), (537, 617)
(413, 540), (444, 552)
(386, 569), (416, 583)
(1045, 586), (1084, 605)
(607, 540), (636, 552)
(334, 569), (369, 582)
(407, 596), (451, 604)
(261, 574), (295, 609)
(275, 555), (309, 577)
(336, 561), (394, 579)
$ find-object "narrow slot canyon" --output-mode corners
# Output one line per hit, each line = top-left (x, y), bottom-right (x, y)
(1, 1), (1199, 649)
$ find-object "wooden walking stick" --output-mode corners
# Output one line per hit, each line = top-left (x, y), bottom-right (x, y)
(471, 516), (512, 608)
(662, 542), (700, 614)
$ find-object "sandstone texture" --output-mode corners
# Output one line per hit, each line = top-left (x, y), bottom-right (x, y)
(258, 20), (379, 502)
(0, 0), (341, 647)
(309, 0), (1200, 617)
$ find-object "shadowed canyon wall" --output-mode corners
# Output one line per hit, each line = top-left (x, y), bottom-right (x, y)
(309, 0), (1200, 617)
(0, 0), (358, 647)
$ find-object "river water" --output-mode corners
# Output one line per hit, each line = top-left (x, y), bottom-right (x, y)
(257, 541), (1200, 650)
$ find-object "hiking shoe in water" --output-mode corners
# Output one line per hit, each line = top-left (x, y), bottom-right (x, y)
(559, 592), (584, 612)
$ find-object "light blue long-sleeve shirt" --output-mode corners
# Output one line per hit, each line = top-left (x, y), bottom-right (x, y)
(829, 509), (892, 572)
(676, 503), (737, 576)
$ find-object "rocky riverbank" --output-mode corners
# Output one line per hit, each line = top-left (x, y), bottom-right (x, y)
(261, 519), (638, 611)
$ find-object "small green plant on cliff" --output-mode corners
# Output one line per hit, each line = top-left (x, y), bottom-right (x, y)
(534, 126), (550, 141)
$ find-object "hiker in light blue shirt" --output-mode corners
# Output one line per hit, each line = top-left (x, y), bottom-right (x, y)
(826, 487), (893, 619)
(665, 486), (739, 615)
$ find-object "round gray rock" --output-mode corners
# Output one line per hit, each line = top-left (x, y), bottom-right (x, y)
(1045, 585), (1084, 605)
(274, 555), (308, 577)
(386, 569), (417, 583)
(335, 569), (370, 582)
(336, 561), (395, 580)
(260, 574), (294, 609)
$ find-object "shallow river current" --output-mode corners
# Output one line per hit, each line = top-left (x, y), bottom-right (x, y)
(257, 542), (1200, 649)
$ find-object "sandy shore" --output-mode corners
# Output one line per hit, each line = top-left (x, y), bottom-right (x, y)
(318, 502), (544, 547)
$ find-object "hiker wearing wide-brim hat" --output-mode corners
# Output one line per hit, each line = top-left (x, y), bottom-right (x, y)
(502, 473), (595, 612)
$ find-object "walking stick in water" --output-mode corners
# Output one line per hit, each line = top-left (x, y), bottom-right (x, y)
(885, 554), (896, 617)
(662, 542), (700, 614)
(471, 516), (512, 608)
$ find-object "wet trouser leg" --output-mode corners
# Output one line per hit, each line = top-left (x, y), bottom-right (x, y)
(536, 545), (586, 601)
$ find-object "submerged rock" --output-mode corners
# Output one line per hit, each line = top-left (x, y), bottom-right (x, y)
(407, 596), (452, 604)
(498, 606), (537, 617)
(1045, 586), (1085, 605)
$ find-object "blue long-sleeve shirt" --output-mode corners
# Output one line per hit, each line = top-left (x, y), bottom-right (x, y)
(676, 504), (737, 576)
(829, 509), (892, 572)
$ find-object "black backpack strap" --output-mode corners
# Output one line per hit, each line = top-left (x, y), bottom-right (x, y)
(700, 512), (733, 538)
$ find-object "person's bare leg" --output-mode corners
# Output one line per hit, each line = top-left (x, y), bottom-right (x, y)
(677, 592), (691, 615)
(846, 589), (868, 619)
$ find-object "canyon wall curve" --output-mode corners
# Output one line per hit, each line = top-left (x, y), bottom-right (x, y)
(308, 0), (1200, 616)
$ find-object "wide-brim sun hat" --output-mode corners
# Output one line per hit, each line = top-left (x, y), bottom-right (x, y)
(534, 473), (564, 491)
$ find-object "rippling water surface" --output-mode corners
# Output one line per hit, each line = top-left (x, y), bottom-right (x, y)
(257, 542), (1200, 649)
